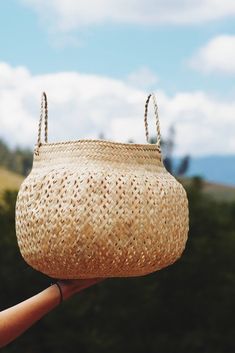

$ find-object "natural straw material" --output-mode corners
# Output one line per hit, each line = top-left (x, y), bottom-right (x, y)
(15, 92), (189, 279)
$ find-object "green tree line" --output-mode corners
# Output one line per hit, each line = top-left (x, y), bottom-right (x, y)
(0, 177), (235, 353)
(0, 138), (33, 176)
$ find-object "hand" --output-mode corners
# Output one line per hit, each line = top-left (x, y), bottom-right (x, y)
(56, 278), (105, 300)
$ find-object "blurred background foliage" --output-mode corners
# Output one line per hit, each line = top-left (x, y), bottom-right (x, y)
(0, 133), (235, 353)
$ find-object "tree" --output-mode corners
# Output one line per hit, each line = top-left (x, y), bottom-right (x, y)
(150, 124), (191, 177)
(0, 138), (33, 176)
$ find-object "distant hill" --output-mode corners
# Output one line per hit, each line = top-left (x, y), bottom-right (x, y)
(175, 155), (235, 187)
(0, 167), (23, 201)
(182, 177), (235, 202)
(203, 180), (235, 202)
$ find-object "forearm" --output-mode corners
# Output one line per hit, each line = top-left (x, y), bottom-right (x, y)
(0, 283), (72, 348)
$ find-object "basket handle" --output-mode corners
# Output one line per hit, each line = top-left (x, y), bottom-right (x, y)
(34, 92), (162, 154)
(144, 93), (161, 149)
(35, 92), (48, 155)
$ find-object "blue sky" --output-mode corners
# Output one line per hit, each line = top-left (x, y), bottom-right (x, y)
(0, 0), (234, 95)
(0, 0), (235, 157)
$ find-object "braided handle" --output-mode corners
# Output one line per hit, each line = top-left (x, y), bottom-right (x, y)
(37, 91), (48, 145)
(144, 93), (161, 149)
(35, 92), (48, 155)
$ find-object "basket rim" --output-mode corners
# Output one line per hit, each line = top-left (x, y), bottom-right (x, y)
(34, 138), (161, 151)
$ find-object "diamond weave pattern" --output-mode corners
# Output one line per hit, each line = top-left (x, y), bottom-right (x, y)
(15, 140), (189, 279)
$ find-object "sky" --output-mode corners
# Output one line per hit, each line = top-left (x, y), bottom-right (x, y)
(0, 0), (235, 157)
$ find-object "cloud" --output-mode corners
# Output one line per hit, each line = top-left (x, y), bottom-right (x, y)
(126, 66), (159, 90)
(0, 61), (235, 157)
(189, 35), (235, 75)
(21, 0), (235, 33)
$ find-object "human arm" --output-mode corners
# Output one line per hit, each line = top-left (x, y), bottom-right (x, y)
(0, 278), (103, 348)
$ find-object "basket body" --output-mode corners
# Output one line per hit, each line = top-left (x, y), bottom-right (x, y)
(15, 139), (189, 279)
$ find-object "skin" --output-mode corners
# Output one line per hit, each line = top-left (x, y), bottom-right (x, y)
(0, 278), (104, 348)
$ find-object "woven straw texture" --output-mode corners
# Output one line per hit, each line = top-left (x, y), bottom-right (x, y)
(15, 93), (189, 279)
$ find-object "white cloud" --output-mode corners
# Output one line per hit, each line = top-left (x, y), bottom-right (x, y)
(126, 66), (159, 90)
(21, 0), (235, 33)
(189, 35), (235, 74)
(0, 61), (235, 157)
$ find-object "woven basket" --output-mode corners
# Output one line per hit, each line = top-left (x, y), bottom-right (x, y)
(15, 92), (189, 279)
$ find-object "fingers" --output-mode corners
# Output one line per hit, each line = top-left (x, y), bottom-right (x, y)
(71, 278), (104, 294)
(75, 277), (106, 288)
(61, 277), (106, 293)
